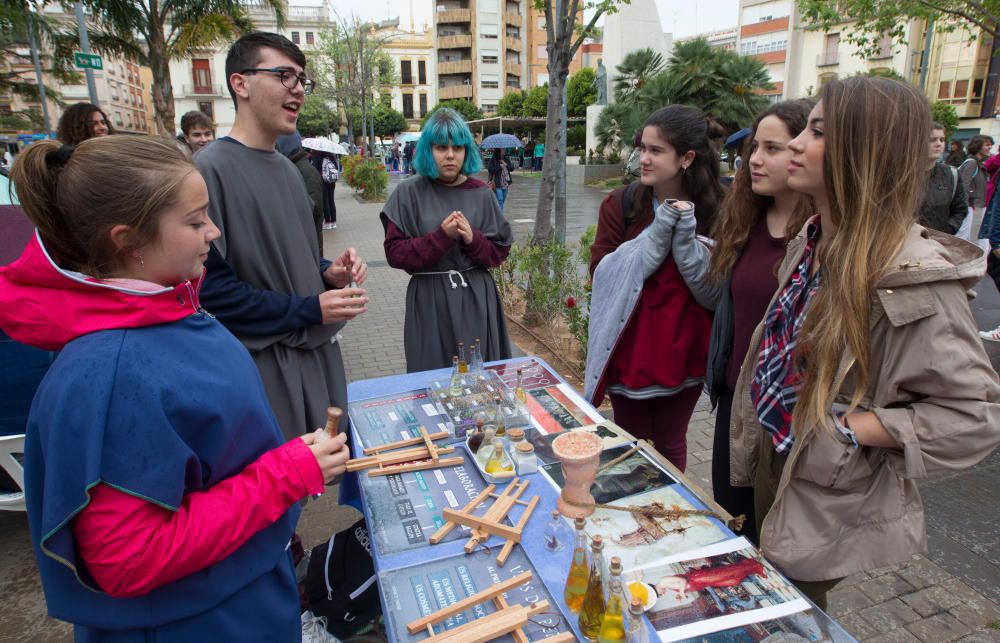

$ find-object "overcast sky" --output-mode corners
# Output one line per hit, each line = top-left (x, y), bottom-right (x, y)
(318, 0), (739, 39)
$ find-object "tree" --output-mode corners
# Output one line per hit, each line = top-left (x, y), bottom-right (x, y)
(421, 99), (483, 126)
(932, 101), (961, 137)
(566, 67), (597, 117)
(297, 94), (339, 137)
(371, 103), (407, 138)
(81, 0), (285, 134)
(594, 101), (644, 153)
(497, 90), (525, 117)
(522, 84), (549, 117)
(531, 0), (629, 247)
(612, 48), (665, 104)
(795, 0), (1000, 56)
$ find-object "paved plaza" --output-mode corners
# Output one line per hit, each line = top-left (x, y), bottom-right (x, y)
(0, 171), (998, 641)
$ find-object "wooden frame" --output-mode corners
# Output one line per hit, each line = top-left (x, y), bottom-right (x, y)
(405, 571), (574, 643)
(429, 477), (539, 566)
(346, 427), (463, 477)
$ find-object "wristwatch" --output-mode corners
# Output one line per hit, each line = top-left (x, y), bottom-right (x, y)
(834, 413), (859, 449)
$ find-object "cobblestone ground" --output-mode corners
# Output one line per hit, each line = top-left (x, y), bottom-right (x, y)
(1, 171), (998, 641)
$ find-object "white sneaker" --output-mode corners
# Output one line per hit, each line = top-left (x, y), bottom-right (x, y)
(980, 324), (1000, 342)
(331, 222), (337, 229)
(322, 223), (333, 230)
(301, 610), (342, 643)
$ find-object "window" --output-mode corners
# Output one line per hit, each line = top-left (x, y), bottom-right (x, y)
(114, 111), (123, 126)
(483, 103), (497, 113)
(126, 113), (132, 127)
(419, 93), (428, 116)
(537, 73), (548, 86)
(291, 31), (300, 44)
(954, 79), (969, 98)
(192, 59), (212, 93)
(938, 81), (951, 99)
(418, 60), (427, 84)
(111, 85), (119, 101)
(107, 62), (114, 75)
(480, 24), (498, 39)
(821, 33), (839, 66)
(306, 32), (314, 45)
(973, 78), (985, 100)
(481, 79), (499, 88)
(198, 101), (214, 119)
(536, 45), (547, 60)
(402, 93), (414, 118)
(401, 60), (413, 84)
(482, 54), (499, 65)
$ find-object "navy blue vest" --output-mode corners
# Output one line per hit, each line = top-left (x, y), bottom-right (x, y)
(26, 315), (300, 640)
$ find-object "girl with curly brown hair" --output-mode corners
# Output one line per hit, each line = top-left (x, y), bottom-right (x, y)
(56, 102), (114, 145)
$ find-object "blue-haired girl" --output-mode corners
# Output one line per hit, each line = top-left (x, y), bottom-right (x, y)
(381, 108), (514, 372)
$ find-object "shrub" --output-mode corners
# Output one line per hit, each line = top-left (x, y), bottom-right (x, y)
(342, 154), (388, 200)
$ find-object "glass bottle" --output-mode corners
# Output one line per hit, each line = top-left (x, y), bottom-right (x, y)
(457, 342), (468, 374)
(625, 597), (653, 643)
(543, 510), (572, 552)
(484, 438), (514, 474)
(514, 441), (537, 474)
(563, 516), (590, 613)
(579, 535), (608, 640)
(492, 394), (506, 436)
(467, 419), (485, 454)
(471, 338), (483, 373)
(598, 557), (629, 643)
(514, 367), (528, 409)
(449, 355), (462, 396)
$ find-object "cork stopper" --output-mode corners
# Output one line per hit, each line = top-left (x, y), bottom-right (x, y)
(629, 597), (643, 613)
(591, 534), (604, 552)
(609, 556), (622, 573)
(507, 428), (525, 441)
(515, 441), (534, 453)
(324, 406), (342, 438)
(574, 515), (586, 529)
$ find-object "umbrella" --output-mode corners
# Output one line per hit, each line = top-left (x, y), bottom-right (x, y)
(480, 133), (523, 149)
(302, 137), (338, 154)
(401, 133), (420, 142)
(724, 127), (752, 149)
(329, 142), (349, 155)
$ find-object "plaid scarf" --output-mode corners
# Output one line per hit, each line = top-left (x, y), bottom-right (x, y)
(750, 222), (822, 453)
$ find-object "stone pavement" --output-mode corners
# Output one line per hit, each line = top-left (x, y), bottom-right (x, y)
(1, 171), (998, 641)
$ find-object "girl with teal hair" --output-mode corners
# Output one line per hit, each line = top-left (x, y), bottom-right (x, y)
(381, 108), (514, 372)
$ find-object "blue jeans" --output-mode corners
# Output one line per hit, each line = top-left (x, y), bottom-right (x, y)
(494, 187), (508, 211)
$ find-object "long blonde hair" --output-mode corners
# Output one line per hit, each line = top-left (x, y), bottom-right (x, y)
(793, 77), (929, 434)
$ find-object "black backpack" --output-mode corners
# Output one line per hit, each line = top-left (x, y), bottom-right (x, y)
(304, 518), (381, 639)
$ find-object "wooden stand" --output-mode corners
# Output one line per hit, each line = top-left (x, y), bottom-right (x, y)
(346, 427), (463, 477)
(405, 571), (574, 643)
(429, 477), (539, 566)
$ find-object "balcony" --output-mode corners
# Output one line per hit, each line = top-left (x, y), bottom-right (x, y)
(181, 84), (227, 97)
(505, 10), (521, 26)
(438, 8), (471, 24)
(816, 53), (839, 67)
(438, 34), (472, 49)
(505, 36), (521, 52)
(438, 59), (473, 75)
(505, 64), (522, 78)
(438, 84), (473, 100)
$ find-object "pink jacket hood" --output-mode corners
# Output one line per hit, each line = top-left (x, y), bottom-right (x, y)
(0, 233), (204, 351)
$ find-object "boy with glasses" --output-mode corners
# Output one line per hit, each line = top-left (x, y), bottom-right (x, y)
(196, 32), (369, 442)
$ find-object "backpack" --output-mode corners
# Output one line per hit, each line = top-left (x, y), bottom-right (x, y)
(304, 518), (380, 639)
(321, 157), (340, 184)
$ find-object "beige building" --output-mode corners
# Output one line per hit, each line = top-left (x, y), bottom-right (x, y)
(737, 0), (795, 101)
(435, 0), (526, 114)
(0, 43), (61, 138)
(525, 3), (583, 88)
(378, 20), (436, 130)
(59, 55), (151, 135)
(676, 27), (739, 52)
(169, 2), (328, 135)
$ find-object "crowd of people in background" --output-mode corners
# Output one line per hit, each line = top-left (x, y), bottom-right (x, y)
(1, 25), (999, 642)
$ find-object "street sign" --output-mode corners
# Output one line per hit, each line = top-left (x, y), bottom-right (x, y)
(73, 52), (102, 70)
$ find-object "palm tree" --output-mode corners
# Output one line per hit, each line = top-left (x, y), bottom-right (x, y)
(612, 48), (665, 104)
(666, 38), (722, 102)
(636, 71), (684, 113)
(594, 101), (644, 154)
(81, 0), (286, 134)
(711, 52), (773, 130)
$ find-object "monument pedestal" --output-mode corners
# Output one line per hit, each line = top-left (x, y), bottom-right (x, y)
(585, 104), (606, 159)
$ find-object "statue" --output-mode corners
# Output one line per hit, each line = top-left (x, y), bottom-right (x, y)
(594, 58), (608, 105)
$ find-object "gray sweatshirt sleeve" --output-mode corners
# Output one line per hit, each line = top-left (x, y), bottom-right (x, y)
(671, 204), (721, 310)
(640, 199), (681, 279)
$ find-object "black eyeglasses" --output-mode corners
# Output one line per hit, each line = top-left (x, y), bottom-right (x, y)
(240, 68), (316, 94)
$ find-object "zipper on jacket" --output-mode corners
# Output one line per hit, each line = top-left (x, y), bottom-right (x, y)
(324, 534), (335, 600)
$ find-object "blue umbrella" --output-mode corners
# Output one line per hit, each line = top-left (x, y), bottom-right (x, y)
(724, 127), (752, 149)
(480, 133), (523, 149)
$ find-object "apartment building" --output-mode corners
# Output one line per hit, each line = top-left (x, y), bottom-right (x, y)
(435, 0), (526, 114)
(737, 0), (794, 101)
(169, 3), (328, 134)
(525, 3), (583, 88)
(59, 55), (152, 135)
(676, 27), (739, 52)
(378, 20), (436, 130)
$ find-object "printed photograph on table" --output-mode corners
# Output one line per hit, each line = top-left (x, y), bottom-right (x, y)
(539, 444), (678, 501)
(380, 545), (572, 642)
(360, 456), (492, 556)
(487, 358), (561, 390)
(581, 485), (729, 570)
(348, 389), (453, 449)
(526, 385), (602, 433)
(529, 424), (638, 465)
(626, 538), (810, 642)
(673, 608), (855, 643)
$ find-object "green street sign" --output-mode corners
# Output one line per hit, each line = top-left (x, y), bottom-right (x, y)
(74, 52), (103, 70)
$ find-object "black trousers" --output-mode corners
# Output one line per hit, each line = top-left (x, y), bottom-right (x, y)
(712, 386), (757, 540)
(323, 182), (337, 224)
(988, 251), (1000, 291)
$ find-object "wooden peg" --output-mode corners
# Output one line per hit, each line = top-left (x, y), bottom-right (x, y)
(324, 406), (342, 438)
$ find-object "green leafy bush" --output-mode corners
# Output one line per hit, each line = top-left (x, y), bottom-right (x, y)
(342, 154), (388, 201)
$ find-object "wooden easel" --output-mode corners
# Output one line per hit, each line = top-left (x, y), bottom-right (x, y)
(429, 477), (539, 566)
(405, 571), (574, 643)
(346, 426), (463, 477)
